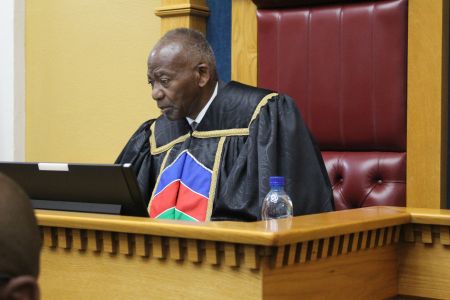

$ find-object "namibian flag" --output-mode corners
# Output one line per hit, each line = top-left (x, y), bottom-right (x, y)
(149, 151), (212, 222)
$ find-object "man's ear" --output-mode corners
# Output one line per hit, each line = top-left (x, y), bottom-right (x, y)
(1, 276), (39, 300)
(196, 63), (211, 88)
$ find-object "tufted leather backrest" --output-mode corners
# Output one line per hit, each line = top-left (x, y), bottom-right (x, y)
(256, 0), (407, 209)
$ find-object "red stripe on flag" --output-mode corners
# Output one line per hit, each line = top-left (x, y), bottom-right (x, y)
(150, 180), (179, 218)
(176, 183), (209, 221)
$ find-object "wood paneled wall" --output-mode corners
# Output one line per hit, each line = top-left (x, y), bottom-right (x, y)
(231, 0), (257, 86)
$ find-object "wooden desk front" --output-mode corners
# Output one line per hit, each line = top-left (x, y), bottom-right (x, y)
(36, 207), (450, 299)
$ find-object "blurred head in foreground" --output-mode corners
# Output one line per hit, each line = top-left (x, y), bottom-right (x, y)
(0, 173), (41, 300)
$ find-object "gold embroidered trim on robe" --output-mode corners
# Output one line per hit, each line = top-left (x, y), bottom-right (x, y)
(205, 136), (226, 221)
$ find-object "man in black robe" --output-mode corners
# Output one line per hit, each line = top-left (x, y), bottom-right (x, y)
(116, 28), (333, 221)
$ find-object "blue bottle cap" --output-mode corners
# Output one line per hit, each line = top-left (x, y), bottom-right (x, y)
(269, 176), (285, 187)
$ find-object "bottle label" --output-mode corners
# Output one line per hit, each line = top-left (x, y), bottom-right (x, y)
(269, 193), (278, 202)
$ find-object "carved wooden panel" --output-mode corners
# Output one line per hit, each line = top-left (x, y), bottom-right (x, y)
(40, 225), (403, 270)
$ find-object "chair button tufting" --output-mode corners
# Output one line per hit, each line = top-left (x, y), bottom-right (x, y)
(377, 179), (383, 184)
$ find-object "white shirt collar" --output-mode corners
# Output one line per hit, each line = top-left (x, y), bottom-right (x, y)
(186, 82), (218, 126)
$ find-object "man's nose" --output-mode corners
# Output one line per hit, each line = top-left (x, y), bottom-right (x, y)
(152, 85), (164, 101)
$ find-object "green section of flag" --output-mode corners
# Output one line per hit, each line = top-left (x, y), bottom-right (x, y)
(174, 209), (197, 222)
(156, 208), (175, 220)
(156, 207), (197, 222)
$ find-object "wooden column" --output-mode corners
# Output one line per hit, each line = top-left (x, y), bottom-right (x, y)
(407, 0), (449, 209)
(155, 0), (209, 35)
(231, 0), (257, 86)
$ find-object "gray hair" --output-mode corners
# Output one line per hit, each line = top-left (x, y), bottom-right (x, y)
(158, 28), (217, 80)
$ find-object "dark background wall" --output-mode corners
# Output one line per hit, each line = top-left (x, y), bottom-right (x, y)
(206, 0), (231, 82)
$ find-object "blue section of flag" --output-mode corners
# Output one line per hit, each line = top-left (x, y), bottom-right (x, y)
(154, 152), (186, 195)
(155, 151), (212, 198)
(180, 154), (211, 198)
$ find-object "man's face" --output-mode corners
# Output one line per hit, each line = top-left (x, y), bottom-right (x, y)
(147, 42), (202, 120)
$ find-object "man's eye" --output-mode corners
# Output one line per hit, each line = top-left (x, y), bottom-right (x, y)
(160, 78), (170, 86)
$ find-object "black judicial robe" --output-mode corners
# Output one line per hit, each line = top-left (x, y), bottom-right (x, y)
(116, 81), (333, 221)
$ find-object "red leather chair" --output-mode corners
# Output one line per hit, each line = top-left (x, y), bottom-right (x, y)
(254, 0), (407, 209)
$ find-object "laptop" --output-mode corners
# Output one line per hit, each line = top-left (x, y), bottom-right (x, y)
(0, 162), (149, 217)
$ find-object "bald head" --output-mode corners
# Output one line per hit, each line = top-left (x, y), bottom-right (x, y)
(0, 173), (41, 279)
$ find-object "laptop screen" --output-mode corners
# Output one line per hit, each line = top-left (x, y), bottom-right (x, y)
(0, 162), (149, 217)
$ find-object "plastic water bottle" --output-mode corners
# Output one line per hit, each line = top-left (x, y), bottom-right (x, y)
(261, 176), (293, 220)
